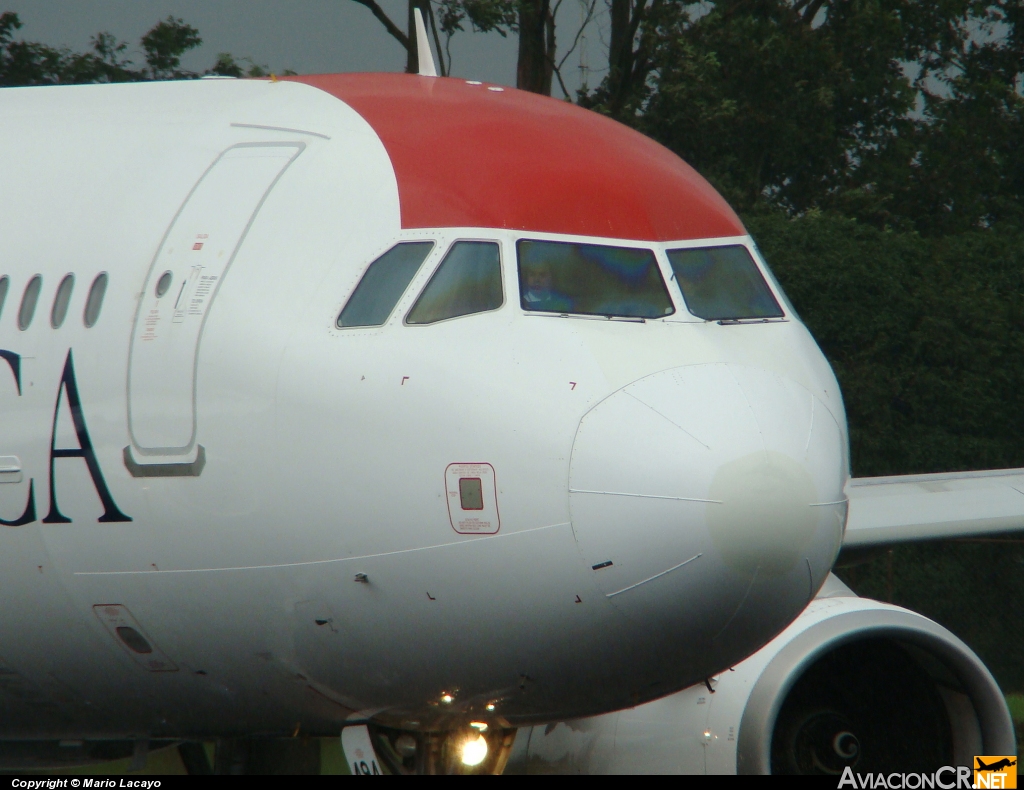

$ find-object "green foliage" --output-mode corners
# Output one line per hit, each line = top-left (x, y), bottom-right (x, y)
(140, 16), (201, 79)
(748, 212), (1024, 476)
(0, 11), (286, 85)
(436, 0), (518, 37)
(1006, 693), (1024, 724)
(649, 4), (871, 211)
(583, 1), (1024, 236)
(207, 52), (288, 79)
(1, 11), (132, 84)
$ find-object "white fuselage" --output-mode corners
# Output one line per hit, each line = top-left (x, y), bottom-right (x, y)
(0, 78), (848, 738)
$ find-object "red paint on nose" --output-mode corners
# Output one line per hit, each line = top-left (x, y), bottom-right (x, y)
(287, 73), (745, 242)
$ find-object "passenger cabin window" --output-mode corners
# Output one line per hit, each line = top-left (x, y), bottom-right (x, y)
(51, 274), (74, 328)
(83, 273), (108, 328)
(0, 276), (8, 321)
(18, 275), (41, 331)
(338, 242), (434, 328)
(406, 241), (503, 325)
(666, 245), (784, 321)
(517, 240), (673, 319)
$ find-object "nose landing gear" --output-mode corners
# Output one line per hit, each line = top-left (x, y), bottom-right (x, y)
(367, 723), (517, 775)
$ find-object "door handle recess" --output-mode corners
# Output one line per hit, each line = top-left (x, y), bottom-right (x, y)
(0, 456), (23, 484)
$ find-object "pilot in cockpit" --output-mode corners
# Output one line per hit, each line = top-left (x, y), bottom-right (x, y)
(521, 266), (573, 313)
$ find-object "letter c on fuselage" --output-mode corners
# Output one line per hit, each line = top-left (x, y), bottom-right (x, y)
(0, 350), (35, 526)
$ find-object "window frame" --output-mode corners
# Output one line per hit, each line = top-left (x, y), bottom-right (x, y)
(660, 236), (790, 323)
(0, 276), (9, 324)
(18, 275), (42, 332)
(51, 273), (75, 329)
(402, 237), (506, 327)
(331, 231), (790, 330)
(83, 272), (109, 329)
(513, 233), (677, 322)
(335, 239), (438, 330)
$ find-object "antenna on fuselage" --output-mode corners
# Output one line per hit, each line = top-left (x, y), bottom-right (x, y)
(413, 7), (439, 77)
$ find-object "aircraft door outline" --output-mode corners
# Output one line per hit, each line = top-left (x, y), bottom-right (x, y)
(125, 142), (305, 476)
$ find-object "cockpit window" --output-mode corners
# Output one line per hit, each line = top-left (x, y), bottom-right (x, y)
(338, 242), (434, 328)
(666, 245), (784, 321)
(517, 240), (673, 319)
(406, 241), (503, 325)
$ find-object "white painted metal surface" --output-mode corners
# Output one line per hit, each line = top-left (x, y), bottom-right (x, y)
(511, 576), (1014, 774)
(845, 468), (1024, 546)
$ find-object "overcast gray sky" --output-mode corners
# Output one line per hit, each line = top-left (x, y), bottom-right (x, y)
(7, 0), (606, 95)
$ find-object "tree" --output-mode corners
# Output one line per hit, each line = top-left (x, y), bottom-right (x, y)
(583, 0), (677, 117)
(462, 0), (592, 96)
(349, 0), (596, 96)
(208, 53), (288, 78)
(0, 12), (278, 86)
(140, 16), (201, 79)
(576, 1), (1023, 234)
(614, 1), (921, 213)
(883, 1), (1024, 234)
(1, 11), (130, 84)
(349, 0), (455, 75)
(515, 0), (555, 93)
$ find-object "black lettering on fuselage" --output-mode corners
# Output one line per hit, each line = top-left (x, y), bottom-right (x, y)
(0, 350), (21, 395)
(0, 350), (36, 526)
(42, 350), (131, 524)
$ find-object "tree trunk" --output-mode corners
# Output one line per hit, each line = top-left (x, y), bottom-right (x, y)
(406, 0), (417, 74)
(609, 0), (632, 83)
(517, 0), (554, 95)
(606, 0), (662, 118)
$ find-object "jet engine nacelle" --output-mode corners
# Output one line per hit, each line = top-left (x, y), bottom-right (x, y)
(507, 576), (1015, 775)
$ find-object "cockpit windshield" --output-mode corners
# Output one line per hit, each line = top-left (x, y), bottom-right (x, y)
(666, 245), (784, 321)
(517, 240), (674, 319)
(406, 241), (503, 325)
(338, 241), (434, 328)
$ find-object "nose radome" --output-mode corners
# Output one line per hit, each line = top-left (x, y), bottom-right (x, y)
(707, 449), (820, 578)
(569, 363), (846, 666)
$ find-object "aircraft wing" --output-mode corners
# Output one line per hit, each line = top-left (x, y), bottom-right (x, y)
(843, 468), (1024, 547)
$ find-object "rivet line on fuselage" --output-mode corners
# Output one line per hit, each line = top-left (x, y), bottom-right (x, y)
(605, 554), (704, 598)
(569, 489), (722, 504)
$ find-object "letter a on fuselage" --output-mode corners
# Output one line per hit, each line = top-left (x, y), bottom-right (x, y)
(43, 350), (130, 524)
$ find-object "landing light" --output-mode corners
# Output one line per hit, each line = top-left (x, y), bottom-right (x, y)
(440, 693), (453, 704)
(461, 734), (488, 767)
(485, 704), (495, 712)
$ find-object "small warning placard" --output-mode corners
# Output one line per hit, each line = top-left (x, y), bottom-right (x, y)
(445, 463), (499, 535)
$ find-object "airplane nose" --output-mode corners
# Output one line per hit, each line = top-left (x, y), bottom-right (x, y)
(569, 363), (846, 673)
